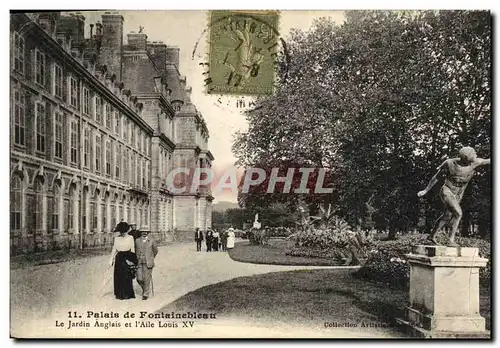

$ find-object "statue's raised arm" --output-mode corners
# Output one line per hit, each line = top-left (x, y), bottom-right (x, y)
(474, 157), (491, 167)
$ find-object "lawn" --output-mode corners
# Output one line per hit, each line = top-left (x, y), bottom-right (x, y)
(228, 239), (343, 266)
(158, 269), (491, 335)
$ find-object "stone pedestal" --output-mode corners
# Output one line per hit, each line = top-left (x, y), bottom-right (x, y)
(397, 245), (490, 338)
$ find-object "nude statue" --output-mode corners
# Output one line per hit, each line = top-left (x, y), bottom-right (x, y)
(418, 147), (490, 246)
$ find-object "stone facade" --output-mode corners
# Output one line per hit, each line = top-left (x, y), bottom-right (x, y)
(9, 11), (214, 255)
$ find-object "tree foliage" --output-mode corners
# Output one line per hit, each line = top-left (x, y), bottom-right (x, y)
(233, 10), (491, 237)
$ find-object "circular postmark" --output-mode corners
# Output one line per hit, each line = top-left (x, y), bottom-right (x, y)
(192, 10), (290, 98)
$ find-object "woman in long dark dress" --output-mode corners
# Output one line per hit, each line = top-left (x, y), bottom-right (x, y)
(109, 222), (137, 300)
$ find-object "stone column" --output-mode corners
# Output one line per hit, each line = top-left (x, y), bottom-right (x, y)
(397, 245), (489, 338)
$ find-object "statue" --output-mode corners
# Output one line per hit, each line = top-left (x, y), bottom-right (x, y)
(253, 213), (261, 229)
(418, 146), (490, 246)
(139, 26), (144, 33)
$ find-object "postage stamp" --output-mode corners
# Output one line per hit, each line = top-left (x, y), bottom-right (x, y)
(207, 10), (280, 96)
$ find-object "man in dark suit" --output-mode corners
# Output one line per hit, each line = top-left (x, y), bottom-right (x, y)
(194, 228), (204, 252)
(205, 230), (212, 252)
(135, 226), (158, 300)
(128, 223), (140, 240)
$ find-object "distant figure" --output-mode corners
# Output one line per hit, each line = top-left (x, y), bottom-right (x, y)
(134, 226), (158, 300)
(212, 230), (220, 251)
(128, 223), (140, 240)
(220, 230), (228, 251)
(227, 228), (235, 250)
(194, 228), (204, 252)
(418, 146), (490, 246)
(110, 221), (137, 300)
(205, 230), (213, 252)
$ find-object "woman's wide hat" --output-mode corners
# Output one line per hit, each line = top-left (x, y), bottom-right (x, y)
(114, 221), (129, 234)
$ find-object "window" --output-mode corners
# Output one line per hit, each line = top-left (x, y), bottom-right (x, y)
(54, 112), (63, 158)
(137, 129), (141, 150)
(115, 112), (120, 134)
(10, 176), (22, 230)
(106, 140), (111, 175)
(51, 185), (60, 230)
(142, 160), (146, 188)
(95, 97), (102, 124)
(146, 162), (150, 189)
(129, 152), (133, 185)
(35, 49), (46, 86)
(105, 105), (111, 129)
(124, 149), (128, 183)
(54, 64), (63, 98)
(13, 89), (25, 146)
(83, 88), (90, 115)
(13, 32), (25, 74)
(115, 144), (121, 179)
(64, 199), (69, 231)
(124, 119), (128, 142)
(70, 120), (78, 164)
(95, 134), (101, 172)
(36, 103), (46, 153)
(84, 127), (90, 168)
(136, 154), (140, 186)
(90, 202), (96, 229)
(131, 125), (135, 146)
(33, 179), (43, 231)
(68, 185), (76, 230)
(101, 202), (106, 232)
(70, 77), (78, 107)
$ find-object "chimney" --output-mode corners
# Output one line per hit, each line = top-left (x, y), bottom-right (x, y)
(166, 46), (180, 71)
(147, 41), (167, 74)
(99, 12), (124, 80)
(127, 32), (148, 51)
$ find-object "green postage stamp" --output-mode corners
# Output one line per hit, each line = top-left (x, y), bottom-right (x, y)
(207, 10), (280, 96)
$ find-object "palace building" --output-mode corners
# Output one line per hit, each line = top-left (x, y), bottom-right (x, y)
(10, 11), (214, 254)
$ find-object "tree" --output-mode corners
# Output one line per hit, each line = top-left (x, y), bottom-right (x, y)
(233, 10), (491, 237)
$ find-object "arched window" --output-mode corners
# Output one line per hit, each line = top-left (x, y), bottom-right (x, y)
(111, 194), (117, 230)
(82, 187), (88, 230)
(10, 176), (22, 231)
(50, 184), (60, 231)
(102, 192), (109, 232)
(64, 187), (70, 231)
(34, 178), (43, 231)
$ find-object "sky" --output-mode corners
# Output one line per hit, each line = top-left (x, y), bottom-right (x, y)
(82, 10), (346, 202)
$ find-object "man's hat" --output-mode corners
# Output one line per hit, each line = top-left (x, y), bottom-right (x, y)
(114, 221), (129, 233)
(139, 225), (151, 233)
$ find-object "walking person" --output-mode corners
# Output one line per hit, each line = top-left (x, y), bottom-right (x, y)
(226, 228), (236, 250)
(194, 228), (204, 252)
(109, 221), (137, 300)
(205, 229), (213, 252)
(212, 229), (220, 251)
(135, 226), (158, 300)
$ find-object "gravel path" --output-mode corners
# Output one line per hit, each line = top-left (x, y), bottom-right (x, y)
(10, 241), (399, 338)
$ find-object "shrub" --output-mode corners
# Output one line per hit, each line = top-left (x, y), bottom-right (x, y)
(355, 234), (491, 288)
